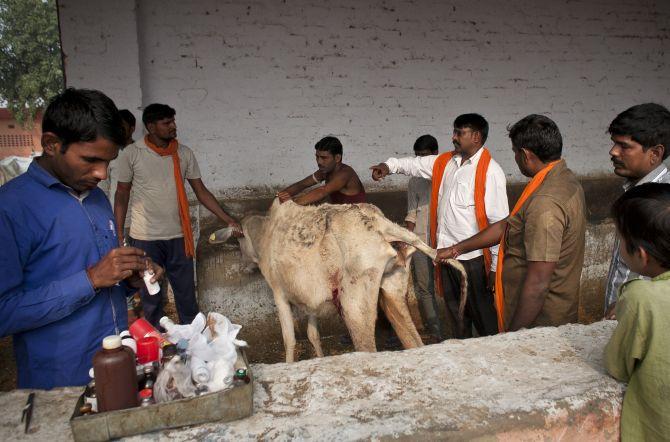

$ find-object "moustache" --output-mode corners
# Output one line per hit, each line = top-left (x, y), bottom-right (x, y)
(611, 158), (624, 167)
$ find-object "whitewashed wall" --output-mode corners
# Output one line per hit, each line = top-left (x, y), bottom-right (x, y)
(59, 0), (670, 196)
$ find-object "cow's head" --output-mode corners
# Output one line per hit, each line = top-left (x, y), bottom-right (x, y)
(237, 215), (266, 272)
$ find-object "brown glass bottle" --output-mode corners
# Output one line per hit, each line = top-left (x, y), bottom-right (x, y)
(93, 335), (139, 412)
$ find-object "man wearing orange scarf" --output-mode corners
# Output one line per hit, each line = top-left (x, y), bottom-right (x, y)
(371, 114), (509, 338)
(436, 115), (586, 332)
(114, 104), (241, 327)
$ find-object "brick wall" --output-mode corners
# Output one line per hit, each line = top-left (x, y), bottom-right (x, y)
(59, 0), (670, 196)
(0, 112), (41, 160)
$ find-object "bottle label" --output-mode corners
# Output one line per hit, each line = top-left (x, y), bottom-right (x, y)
(84, 396), (98, 413)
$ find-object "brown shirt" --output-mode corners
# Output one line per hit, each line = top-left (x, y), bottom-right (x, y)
(502, 160), (586, 328)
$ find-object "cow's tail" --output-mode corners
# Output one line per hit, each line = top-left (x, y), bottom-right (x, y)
(379, 218), (436, 260)
(380, 218), (468, 325)
(445, 259), (469, 325)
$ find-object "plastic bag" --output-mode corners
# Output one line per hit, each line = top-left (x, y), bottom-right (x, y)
(153, 356), (196, 403)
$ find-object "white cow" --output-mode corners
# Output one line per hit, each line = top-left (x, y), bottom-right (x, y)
(237, 199), (466, 362)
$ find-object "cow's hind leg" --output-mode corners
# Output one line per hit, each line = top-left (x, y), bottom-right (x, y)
(339, 272), (380, 353)
(306, 314), (324, 358)
(380, 268), (424, 349)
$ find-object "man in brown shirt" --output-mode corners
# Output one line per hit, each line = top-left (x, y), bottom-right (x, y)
(435, 114), (586, 331)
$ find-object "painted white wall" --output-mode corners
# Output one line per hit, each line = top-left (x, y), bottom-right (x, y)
(58, 0), (143, 131)
(59, 0), (670, 196)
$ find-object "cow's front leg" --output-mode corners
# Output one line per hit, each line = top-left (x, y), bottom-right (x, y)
(306, 314), (324, 358)
(275, 296), (297, 362)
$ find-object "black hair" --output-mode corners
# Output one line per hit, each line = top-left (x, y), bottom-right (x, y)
(42, 88), (125, 153)
(119, 109), (136, 127)
(315, 136), (343, 156)
(413, 134), (438, 153)
(608, 103), (670, 160)
(454, 113), (489, 144)
(612, 182), (670, 269)
(507, 114), (562, 162)
(142, 103), (176, 127)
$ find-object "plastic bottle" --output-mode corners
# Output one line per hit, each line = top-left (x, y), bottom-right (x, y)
(142, 365), (157, 390)
(161, 344), (178, 367)
(208, 226), (236, 244)
(129, 318), (172, 348)
(119, 330), (137, 354)
(83, 380), (98, 412)
(139, 388), (155, 406)
(121, 238), (159, 295)
(93, 335), (139, 412)
(143, 269), (160, 295)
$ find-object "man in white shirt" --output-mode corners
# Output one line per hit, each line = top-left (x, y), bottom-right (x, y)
(371, 114), (509, 337)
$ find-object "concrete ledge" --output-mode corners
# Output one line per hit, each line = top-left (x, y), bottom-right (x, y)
(0, 321), (623, 441)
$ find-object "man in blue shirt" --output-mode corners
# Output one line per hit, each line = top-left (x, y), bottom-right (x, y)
(0, 88), (164, 389)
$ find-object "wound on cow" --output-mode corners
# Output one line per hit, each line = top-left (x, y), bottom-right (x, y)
(329, 271), (343, 317)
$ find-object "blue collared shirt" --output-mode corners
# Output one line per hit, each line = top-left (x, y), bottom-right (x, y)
(0, 161), (130, 389)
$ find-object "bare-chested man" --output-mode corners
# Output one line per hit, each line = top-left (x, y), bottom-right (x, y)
(278, 136), (366, 205)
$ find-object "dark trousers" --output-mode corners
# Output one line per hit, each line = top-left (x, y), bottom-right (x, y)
(130, 236), (199, 327)
(440, 255), (498, 338)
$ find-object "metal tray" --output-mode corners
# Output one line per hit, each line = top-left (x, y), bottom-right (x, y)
(70, 349), (252, 441)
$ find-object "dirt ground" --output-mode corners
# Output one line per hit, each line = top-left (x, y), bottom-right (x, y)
(244, 330), (442, 364)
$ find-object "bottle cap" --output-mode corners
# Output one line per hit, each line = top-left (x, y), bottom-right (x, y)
(136, 337), (160, 364)
(159, 316), (172, 329)
(139, 388), (153, 399)
(88, 368), (95, 379)
(102, 335), (122, 350)
(119, 330), (132, 339)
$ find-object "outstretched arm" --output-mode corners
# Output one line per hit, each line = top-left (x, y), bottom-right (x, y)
(371, 155), (437, 181)
(293, 168), (351, 205)
(277, 172), (322, 202)
(188, 178), (241, 232)
(436, 219), (508, 262)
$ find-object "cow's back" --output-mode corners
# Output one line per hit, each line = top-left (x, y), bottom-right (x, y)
(259, 201), (397, 309)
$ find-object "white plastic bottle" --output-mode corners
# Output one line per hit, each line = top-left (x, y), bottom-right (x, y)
(143, 269), (160, 295)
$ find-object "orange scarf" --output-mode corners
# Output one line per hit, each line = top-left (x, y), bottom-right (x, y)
(429, 148), (492, 295)
(493, 159), (561, 332)
(144, 136), (195, 258)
